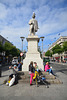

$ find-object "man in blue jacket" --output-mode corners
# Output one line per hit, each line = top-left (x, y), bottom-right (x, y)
(18, 62), (22, 71)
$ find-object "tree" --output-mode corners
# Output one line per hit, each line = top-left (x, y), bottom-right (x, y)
(0, 42), (4, 52)
(63, 41), (67, 52)
(45, 50), (52, 57)
(3, 42), (20, 57)
(52, 44), (63, 54)
(3, 42), (13, 56)
(10, 46), (20, 57)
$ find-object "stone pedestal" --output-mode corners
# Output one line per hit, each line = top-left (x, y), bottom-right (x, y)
(22, 35), (44, 71)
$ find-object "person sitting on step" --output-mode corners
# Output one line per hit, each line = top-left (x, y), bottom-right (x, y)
(44, 62), (55, 75)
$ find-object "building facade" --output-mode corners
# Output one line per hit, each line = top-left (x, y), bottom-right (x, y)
(0, 35), (13, 45)
(48, 36), (67, 62)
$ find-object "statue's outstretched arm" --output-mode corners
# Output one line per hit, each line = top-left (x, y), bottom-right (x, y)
(29, 20), (32, 25)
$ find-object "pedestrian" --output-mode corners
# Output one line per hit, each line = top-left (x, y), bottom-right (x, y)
(18, 62), (23, 71)
(9, 65), (18, 85)
(3, 65), (18, 86)
(9, 65), (17, 75)
(34, 62), (38, 71)
(33, 69), (39, 86)
(6, 74), (16, 87)
(29, 61), (35, 85)
(0, 66), (2, 77)
(44, 62), (54, 75)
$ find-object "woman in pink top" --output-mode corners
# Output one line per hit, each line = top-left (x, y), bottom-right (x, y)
(45, 62), (54, 75)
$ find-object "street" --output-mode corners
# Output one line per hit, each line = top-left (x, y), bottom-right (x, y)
(50, 62), (67, 75)
(0, 63), (67, 100)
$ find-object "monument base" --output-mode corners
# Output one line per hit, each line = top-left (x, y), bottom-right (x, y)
(22, 35), (44, 71)
(22, 53), (44, 71)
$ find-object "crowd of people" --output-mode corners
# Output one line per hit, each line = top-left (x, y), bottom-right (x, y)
(29, 61), (55, 87)
(2, 61), (55, 87)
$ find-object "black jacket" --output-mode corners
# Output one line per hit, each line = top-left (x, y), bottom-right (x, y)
(29, 64), (35, 73)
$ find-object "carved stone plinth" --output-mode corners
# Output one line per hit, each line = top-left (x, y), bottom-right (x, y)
(22, 35), (44, 71)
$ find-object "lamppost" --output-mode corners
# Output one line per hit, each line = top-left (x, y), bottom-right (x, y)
(20, 37), (25, 52)
(40, 36), (45, 59)
(20, 37), (25, 62)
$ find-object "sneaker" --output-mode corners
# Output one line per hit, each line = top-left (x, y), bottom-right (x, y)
(30, 84), (32, 86)
(50, 73), (52, 75)
(46, 85), (49, 88)
(37, 85), (39, 87)
(6, 82), (9, 86)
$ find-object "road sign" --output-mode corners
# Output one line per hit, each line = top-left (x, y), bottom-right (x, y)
(20, 52), (23, 56)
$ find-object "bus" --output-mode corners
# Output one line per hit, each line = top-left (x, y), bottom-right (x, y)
(43, 57), (50, 65)
(12, 57), (18, 65)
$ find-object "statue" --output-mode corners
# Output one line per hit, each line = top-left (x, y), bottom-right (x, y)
(29, 12), (38, 35)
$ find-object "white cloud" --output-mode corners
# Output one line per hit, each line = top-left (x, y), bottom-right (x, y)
(0, 3), (8, 19)
(37, 6), (67, 36)
(0, 26), (29, 50)
(0, 0), (67, 51)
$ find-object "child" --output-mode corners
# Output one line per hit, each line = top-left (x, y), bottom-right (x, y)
(6, 74), (15, 87)
(29, 61), (35, 85)
(34, 62), (38, 70)
(45, 62), (54, 75)
(33, 69), (39, 86)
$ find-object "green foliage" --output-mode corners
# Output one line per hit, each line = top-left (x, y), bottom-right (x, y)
(3, 42), (20, 57)
(45, 50), (52, 57)
(52, 44), (63, 54)
(63, 41), (67, 51)
(45, 41), (67, 57)
(3, 42), (13, 55)
(11, 47), (20, 57)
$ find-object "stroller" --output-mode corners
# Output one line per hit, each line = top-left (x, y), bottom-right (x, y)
(36, 75), (49, 88)
(33, 69), (49, 88)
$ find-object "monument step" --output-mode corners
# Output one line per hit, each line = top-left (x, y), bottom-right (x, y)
(17, 71), (56, 79)
(17, 71), (62, 84)
(18, 78), (62, 84)
(46, 79), (63, 84)
(19, 74), (56, 80)
(17, 71), (52, 76)
(42, 71), (49, 75)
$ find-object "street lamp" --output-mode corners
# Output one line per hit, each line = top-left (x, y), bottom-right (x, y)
(20, 37), (25, 62)
(40, 36), (45, 58)
(20, 37), (25, 52)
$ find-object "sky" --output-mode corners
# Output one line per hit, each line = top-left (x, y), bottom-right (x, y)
(0, 0), (67, 52)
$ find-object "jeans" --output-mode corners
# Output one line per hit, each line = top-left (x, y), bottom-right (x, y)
(46, 69), (54, 75)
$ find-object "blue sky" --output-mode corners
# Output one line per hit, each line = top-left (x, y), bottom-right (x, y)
(0, 0), (67, 52)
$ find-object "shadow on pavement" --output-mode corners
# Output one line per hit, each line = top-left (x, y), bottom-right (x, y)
(1, 65), (9, 72)
(1, 75), (9, 77)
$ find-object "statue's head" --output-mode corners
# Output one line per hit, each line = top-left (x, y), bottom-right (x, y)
(32, 12), (35, 18)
